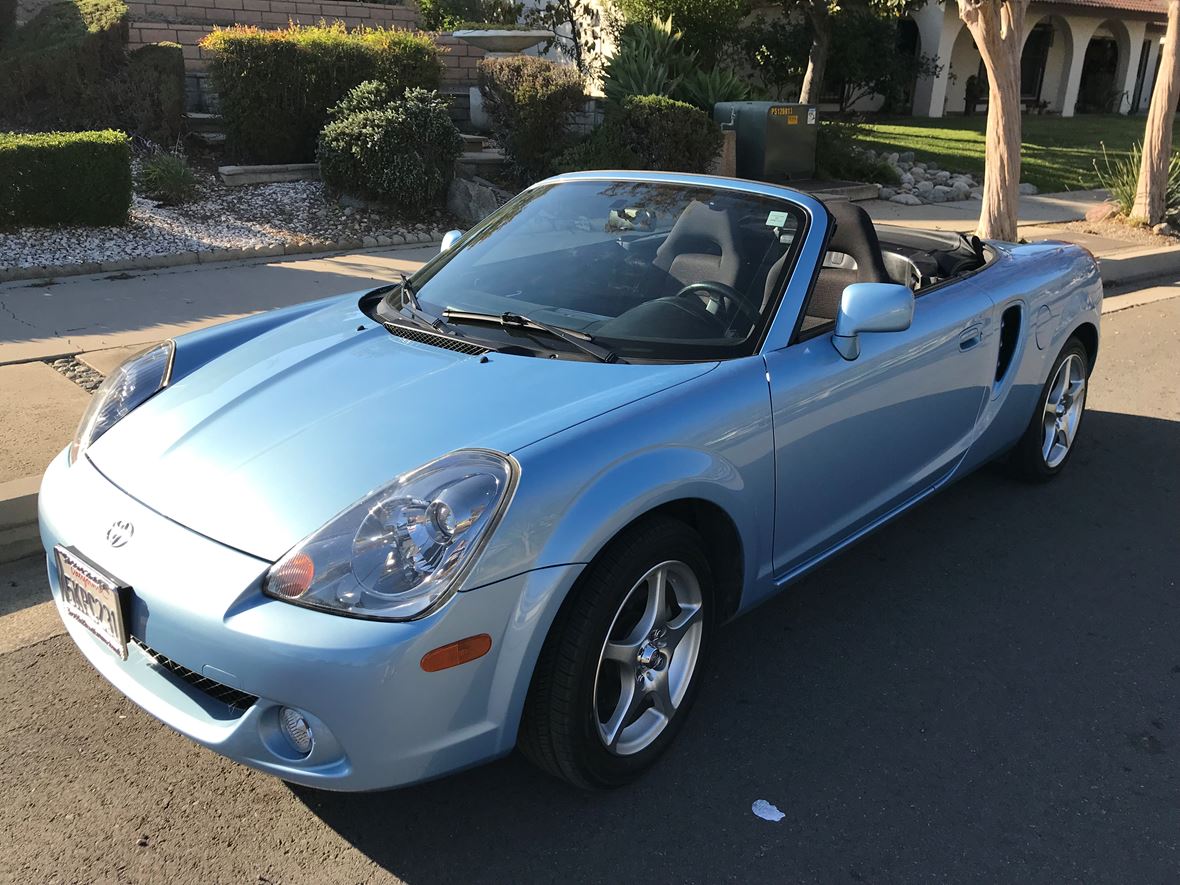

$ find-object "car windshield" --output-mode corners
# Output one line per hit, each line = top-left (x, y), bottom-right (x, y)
(396, 179), (807, 362)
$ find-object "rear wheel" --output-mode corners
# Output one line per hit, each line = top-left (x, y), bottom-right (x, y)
(519, 517), (714, 789)
(1009, 337), (1089, 481)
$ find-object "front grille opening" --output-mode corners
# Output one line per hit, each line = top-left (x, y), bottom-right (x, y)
(384, 321), (490, 356)
(132, 638), (258, 712)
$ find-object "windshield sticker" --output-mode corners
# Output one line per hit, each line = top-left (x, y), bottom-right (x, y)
(765, 210), (789, 228)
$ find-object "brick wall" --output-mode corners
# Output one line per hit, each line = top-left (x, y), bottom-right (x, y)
(434, 33), (485, 86)
(127, 0), (417, 29)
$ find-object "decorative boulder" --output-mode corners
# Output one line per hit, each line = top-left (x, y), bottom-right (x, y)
(890, 193), (922, 205)
(1018, 182), (1038, 195)
(878, 186), (897, 200)
(1085, 200), (1119, 222)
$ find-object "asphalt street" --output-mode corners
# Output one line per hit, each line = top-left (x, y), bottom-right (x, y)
(1, 293), (1178, 884)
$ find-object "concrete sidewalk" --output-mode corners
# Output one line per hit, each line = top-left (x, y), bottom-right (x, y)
(860, 188), (1111, 232)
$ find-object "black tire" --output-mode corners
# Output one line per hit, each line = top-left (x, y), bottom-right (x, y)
(1009, 336), (1090, 482)
(518, 516), (715, 789)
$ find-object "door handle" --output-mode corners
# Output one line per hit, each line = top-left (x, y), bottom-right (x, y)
(959, 325), (983, 351)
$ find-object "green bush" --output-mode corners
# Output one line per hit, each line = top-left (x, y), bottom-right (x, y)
(816, 119), (901, 185)
(560, 94), (721, 174)
(122, 42), (186, 144)
(318, 84), (463, 212)
(0, 130), (132, 227)
(139, 151), (198, 205)
(614, 0), (746, 60)
(478, 54), (585, 183)
(201, 23), (443, 163)
(0, 0), (129, 130)
(417, 0), (521, 30)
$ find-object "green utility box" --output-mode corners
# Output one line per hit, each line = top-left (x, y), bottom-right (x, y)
(712, 102), (818, 183)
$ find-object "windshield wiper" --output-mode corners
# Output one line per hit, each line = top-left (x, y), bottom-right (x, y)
(397, 273), (444, 329)
(441, 308), (618, 363)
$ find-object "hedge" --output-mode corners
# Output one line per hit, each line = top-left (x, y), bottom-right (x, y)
(478, 55), (585, 184)
(124, 42), (186, 144)
(201, 23), (443, 164)
(0, 130), (132, 227)
(559, 94), (721, 174)
(0, 0), (129, 131)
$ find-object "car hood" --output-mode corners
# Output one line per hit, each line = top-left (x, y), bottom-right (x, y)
(88, 296), (715, 561)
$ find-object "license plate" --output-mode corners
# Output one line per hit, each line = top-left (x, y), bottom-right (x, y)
(55, 546), (130, 660)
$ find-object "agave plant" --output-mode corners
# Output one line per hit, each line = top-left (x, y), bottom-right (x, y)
(603, 15), (694, 105)
(1094, 141), (1180, 223)
(676, 65), (752, 113)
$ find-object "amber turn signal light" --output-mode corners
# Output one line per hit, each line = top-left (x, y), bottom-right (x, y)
(420, 634), (492, 672)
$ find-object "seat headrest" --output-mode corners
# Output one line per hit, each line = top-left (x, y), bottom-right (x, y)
(824, 199), (890, 284)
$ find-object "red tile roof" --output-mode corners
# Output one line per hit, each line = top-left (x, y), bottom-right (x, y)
(1042, 0), (1166, 15)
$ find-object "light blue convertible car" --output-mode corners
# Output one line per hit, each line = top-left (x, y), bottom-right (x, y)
(39, 172), (1101, 790)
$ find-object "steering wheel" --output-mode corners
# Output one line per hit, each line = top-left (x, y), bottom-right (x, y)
(673, 280), (760, 328)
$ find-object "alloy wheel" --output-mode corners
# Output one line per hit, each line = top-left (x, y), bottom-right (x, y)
(1041, 352), (1086, 468)
(592, 560), (704, 757)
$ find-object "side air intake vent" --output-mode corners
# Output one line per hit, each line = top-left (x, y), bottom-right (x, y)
(384, 322), (491, 357)
(995, 304), (1022, 382)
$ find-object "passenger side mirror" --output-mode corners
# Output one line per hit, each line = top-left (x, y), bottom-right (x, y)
(832, 282), (914, 360)
(440, 229), (464, 253)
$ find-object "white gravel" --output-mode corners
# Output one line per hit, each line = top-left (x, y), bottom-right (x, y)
(0, 168), (452, 270)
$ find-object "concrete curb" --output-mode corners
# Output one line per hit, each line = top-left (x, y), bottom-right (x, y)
(1097, 244), (1180, 287)
(0, 476), (41, 565)
(0, 231), (445, 285)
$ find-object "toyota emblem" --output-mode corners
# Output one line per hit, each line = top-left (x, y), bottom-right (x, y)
(106, 519), (134, 548)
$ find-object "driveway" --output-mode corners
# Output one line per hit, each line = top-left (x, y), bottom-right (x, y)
(0, 290), (1178, 883)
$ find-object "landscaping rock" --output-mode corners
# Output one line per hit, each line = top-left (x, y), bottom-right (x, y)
(878, 187), (897, 200)
(970, 188), (984, 200)
(889, 193), (922, 206)
(1152, 222), (1176, 237)
(447, 175), (512, 225)
(899, 172), (914, 186)
(927, 187), (948, 203)
(1018, 182), (1038, 195)
(934, 170), (951, 184)
(899, 151), (914, 162)
(916, 180), (934, 193)
(1085, 201), (1119, 222)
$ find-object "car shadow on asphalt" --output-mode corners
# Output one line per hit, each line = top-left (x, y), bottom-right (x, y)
(288, 409), (1180, 882)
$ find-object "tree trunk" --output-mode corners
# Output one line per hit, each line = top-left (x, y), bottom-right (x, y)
(1131, 0), (1180, 224)
(799, 3), (831, 105)
(958, 0), (1028, 241)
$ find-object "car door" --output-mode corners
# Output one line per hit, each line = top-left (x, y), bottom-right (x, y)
(763, 277), (996, 579)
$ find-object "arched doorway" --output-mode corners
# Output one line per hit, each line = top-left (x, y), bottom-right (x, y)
(1077, 21), (1132, 112)
(945, 24), (983, 114)
(1021, 15), (1073, 113)
(884, 17), (922, 114)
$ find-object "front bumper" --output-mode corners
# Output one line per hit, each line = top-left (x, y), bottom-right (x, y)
(38, 450), (581, 790)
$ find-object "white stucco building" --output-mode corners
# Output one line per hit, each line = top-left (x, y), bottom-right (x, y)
(908, 0), (1168, 116)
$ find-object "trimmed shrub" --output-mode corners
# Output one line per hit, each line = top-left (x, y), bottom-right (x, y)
(124, 42), (186, 145)
(139, 151), (198, 205)
(318, 85), (463, 212)
(478, 55), (585, 184)
(417, 0), (521, 30)
(201, 23), (443, 164)
(0, 0), (129, 130)
(560, 94), (721, 174)
(0, 130), (132, 227)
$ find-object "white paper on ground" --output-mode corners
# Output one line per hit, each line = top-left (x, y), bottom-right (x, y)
(751, 799), (785, 822)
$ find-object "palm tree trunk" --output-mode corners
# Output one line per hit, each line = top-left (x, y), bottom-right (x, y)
(1131, 0), (1180, 224)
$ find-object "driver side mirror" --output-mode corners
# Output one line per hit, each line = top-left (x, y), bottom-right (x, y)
(440, 229), (464, 253)
(832, 282), (914, 361)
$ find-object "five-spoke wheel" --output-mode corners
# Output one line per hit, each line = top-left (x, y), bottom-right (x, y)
(1011, 336), (1091, 481)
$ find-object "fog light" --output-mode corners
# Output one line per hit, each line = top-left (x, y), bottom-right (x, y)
(279, 706), (313, 756)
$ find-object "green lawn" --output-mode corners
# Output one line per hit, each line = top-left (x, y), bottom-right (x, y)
(856, 115), (1170, 194)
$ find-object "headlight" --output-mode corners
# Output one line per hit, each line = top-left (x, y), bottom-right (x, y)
(70, 341), (174, 463)
(264, 450), (518, 621)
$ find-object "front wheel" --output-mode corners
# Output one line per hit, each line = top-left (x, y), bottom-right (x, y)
(1009, 337), (1089, 481)
(518, 517), (714, 789)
